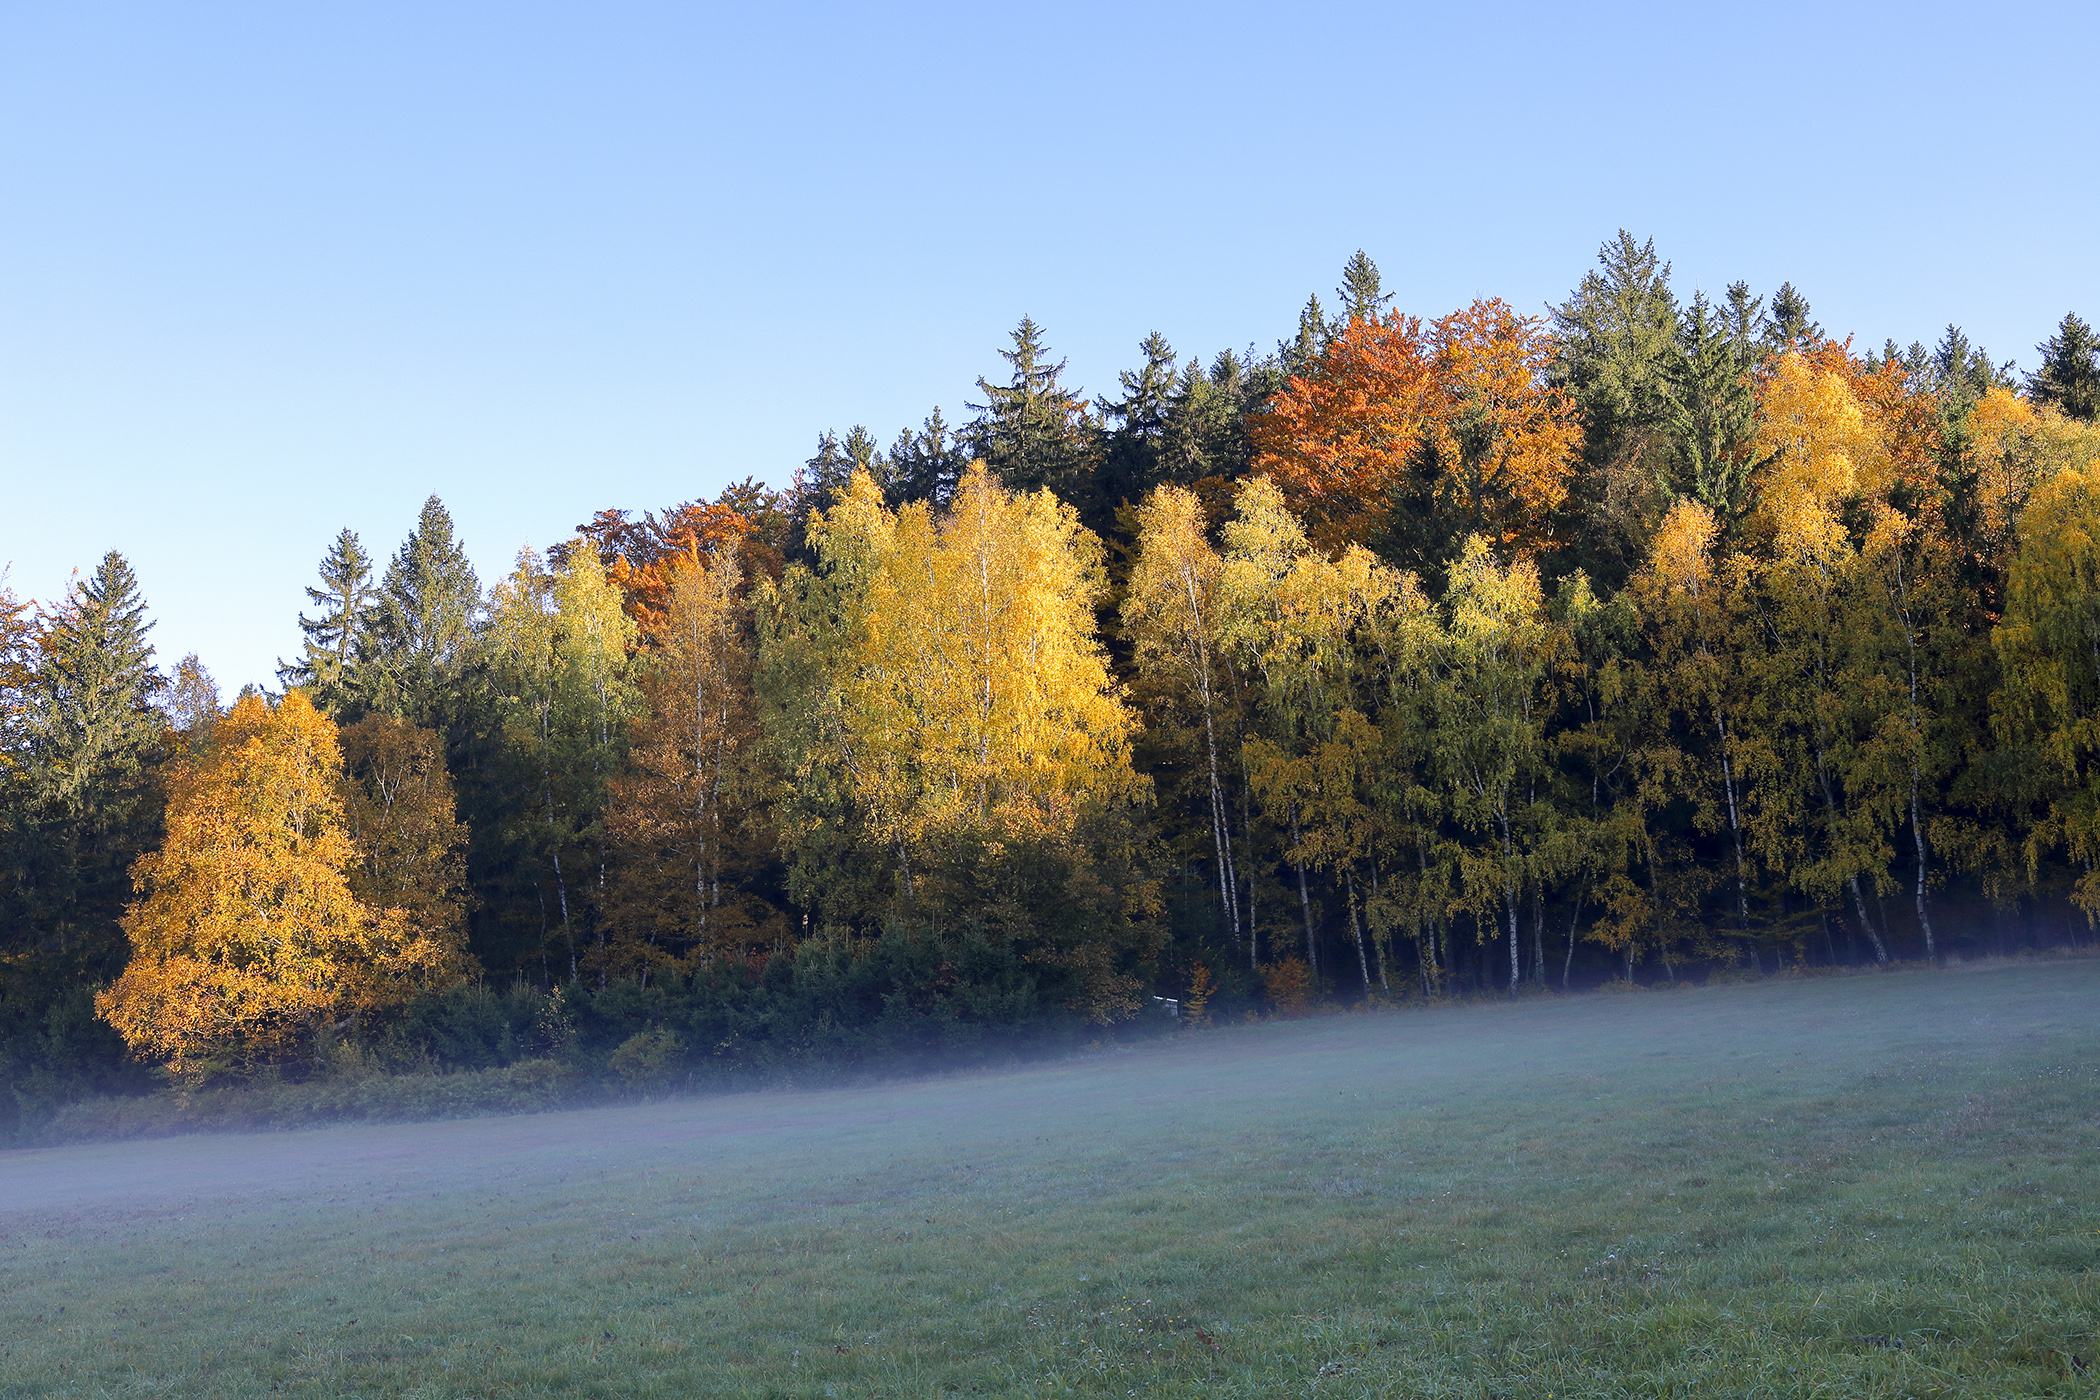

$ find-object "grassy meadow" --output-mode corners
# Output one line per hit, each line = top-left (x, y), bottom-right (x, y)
(5, 957), (2100, 1398)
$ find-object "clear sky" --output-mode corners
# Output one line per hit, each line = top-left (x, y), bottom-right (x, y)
(3, 1), (2093, 692)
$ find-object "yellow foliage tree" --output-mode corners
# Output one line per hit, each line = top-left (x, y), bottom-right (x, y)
(606, 544), (774, 973)
(1995, 461), (2100, 915)
(97, 690), (461, 1081)
(1123, 485), (1244, 952)
(764, 463), (1150, 1020)
(1963, 389), (2100, 579)
(820, 462), (1140, 861)
(337, 712), (473, 963)
(1740, 349), (1894, 959)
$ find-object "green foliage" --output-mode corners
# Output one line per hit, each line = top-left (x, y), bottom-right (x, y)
(355, 495), (482, 727)
(276, 527), (376, 713)
(2028, 311), (2100, 422)
(965, 316), (1095, 497)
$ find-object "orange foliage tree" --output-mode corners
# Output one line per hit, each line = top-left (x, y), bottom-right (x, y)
(1249, 299), (1579, 563)
(1421, 299), (1582, 556)
(1246, 313), (1435, 550)
(97, 691), (466, 1081)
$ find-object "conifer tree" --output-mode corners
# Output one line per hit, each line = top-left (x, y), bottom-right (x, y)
(32, 552), (162, 814)
(1096, 332), (1180, 524)
(1657, 290), (1761, 518)
(279, 528), (377, 713)
(884, 408), (968, 507)
(1279, 295), (1329, 378)
(2028, 312), (2100, 422)
(1157, 351), (1254, 488)
(1763, 282), (1824, 355)
(1336, 250), (1391, 326)
(1550, 232), (1680, 581)
(11, 553), (165, 968)
(0, 581), (34, 790)
(967, 317), (1094, 497)
(359, 497), (481, 727)
(804, 426), (885, 507)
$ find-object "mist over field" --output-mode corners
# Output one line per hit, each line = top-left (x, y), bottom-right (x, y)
(7, 958), (2100, 1397)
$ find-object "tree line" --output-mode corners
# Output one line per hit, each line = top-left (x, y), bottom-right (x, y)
(5, 234), (2099, 1122)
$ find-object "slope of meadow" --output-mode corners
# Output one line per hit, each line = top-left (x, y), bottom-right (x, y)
(4, 957), (2099, 1398)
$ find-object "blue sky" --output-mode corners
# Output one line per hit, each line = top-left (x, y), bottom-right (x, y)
(3, 1), (2093, 691)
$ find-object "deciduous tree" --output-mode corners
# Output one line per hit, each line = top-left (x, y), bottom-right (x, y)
(97, 692), (460, 1081)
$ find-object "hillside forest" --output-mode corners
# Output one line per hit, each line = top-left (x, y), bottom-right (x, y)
(6, 236), (2100, 1131)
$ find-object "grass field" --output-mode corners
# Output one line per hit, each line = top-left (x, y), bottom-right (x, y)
(5, 958), (2100, 1398)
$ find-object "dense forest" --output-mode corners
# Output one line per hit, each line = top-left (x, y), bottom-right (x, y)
(6, 234), (2100, 1137)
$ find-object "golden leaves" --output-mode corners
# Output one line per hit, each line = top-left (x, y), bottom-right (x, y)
(808, 463), (1142, 854)
(97, 691), (467, 1081)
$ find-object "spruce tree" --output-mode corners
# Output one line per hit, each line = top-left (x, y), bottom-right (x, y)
(359, 497), (482, 727)
(1279, 295), (1328, 378)
(1763, 281), (1824, 355)
(33, 552), (162, 815)
(1336, 249), (1391, 325)
(1159, 350), (1253, 487)
(1094, 332), (1180, 524)
(966, 317), (1094, 497)
(1550, 231), (1679, 448)
(1658, 290), (1760, 518)
(802, 426), (886, 508)
(885, 408), (967, 507)
(1550, 231), (1681, 582)
(278, 527), (376, 713)
(2028, 312), (2100, 421)
(11, 552), (164, 970)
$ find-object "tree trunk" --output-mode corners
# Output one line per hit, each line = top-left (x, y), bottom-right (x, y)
(1563, 882), (1585, 989)
(1344, 869), (1371, 991)
(1202, 705), (1240, 949)
(1848, 875), (1889, 963)
(1531, 882), (1546, 985)
(1506, 887), (1521, 994)
(1289, 804), (1317, 976)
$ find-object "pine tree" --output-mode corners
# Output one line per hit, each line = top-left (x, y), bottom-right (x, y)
(278, 528), (376, 713)
(2028, 313), (2100, 422)
(359, 497), (482, 726)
